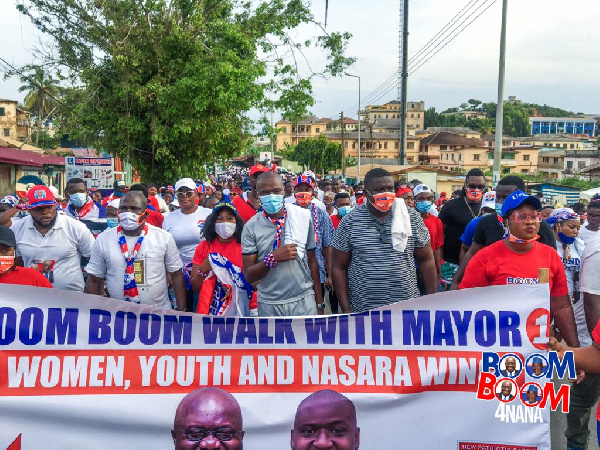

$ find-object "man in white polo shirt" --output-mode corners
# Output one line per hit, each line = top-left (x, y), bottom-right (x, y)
(11, 185), (95, 291)
(84, 191), (187, 310)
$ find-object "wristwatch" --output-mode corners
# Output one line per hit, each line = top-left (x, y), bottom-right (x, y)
(317, 303), (326, 310)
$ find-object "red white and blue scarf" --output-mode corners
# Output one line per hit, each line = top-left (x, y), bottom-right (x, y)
(117, 225), (148, 303)
(263, 207), (287, 250)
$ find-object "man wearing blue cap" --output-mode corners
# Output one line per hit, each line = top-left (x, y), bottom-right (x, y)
(525, 385), (540, 404)
(460, 190), (580, 348)
(530, 357), (545, 377)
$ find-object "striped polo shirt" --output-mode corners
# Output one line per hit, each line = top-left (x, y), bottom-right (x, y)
(333, 204), (430, 312)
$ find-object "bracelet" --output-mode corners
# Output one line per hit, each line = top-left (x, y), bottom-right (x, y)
(263, 252), (277, 269)
(197, 267), (210, 277)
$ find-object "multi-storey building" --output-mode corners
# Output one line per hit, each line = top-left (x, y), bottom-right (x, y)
(322, 131), (420, 163)
(519, 134), (586, 150)
(275, 116), (331, 151)
(360, 100), (425, 131)
(529, 117), (597, 137)
(0, 99), (32, 142)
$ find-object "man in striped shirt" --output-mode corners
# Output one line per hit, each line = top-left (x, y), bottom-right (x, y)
(331, 168), (437, 313)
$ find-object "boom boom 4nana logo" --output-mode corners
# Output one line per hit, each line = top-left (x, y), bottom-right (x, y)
(476, 350), (576, 414)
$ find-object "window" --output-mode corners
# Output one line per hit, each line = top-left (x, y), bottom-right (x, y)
(0, 107), (4, 116)
(315, 128), (320, 133)
(384, 142), (388, 149)
(521, 169), (528, 173)
(553, 158), (559, 163)
(523, 155), (530, 161)
(3, 128), (9, 137)
(411, 113), (414, 118)
(440, 145), (447, 150)
(395, 142), (399, 149)
(542, 157), (549, 163)
(352, 142), (355, 149)
(411, 103), (415, 108)
(407, 157), (413, 163)
(578, 161), (586, 169)
(473, 154), (480, 161)
(566, 161), (573, 169)
(451, 154), (455, 161)
(345, 141), (348, 148)
(386, 114), (389, 119)
(407, 142), (414, 149)
(570, 144), (575, 149)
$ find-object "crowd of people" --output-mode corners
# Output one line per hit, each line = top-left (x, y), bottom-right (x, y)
(1, 164), (599, 447)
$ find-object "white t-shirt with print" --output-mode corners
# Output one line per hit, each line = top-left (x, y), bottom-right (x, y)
(578, 226), (599, 245)
(85, 225), (182, 308)
(11, 214), (95, 291)
(162, 207), (211, 266)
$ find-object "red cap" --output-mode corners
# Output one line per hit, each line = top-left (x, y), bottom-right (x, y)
(250, 164), (270, 176)
(230, 187), (242, 194)
(395, 186), (412, 197)
(294, 174), (314, 187)
(26, 185), (57, 209)
(440, 192), (447, 196)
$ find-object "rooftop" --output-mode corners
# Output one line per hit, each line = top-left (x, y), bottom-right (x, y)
(529, 117), (596, 122)
(521, 134), (587, 142)
(420, 131), (486, 148)
(0, 147), (65, 167)
(419, 127), (480, 135)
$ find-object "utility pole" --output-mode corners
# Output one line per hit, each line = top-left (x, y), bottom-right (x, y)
(398, 0), (409, 165)
(492, 0), (509, 187)
(370, 125), (374, 169)
(340, 112), (346, 180)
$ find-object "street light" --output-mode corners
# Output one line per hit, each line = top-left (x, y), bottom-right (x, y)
(345, 72), (361, 183)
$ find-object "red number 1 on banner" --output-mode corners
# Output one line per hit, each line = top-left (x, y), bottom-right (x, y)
(526, 308), (551, 350)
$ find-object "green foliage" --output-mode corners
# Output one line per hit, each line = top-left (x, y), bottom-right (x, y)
(16, 0), (354, 182)
(285, 135), (347, 174)
(28, 131), (61, 150)
(425, 99), (577, 138)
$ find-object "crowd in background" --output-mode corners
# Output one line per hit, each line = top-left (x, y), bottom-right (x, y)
(1, 163), (599, 448)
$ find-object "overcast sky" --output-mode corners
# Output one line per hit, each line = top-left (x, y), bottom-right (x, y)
(1, 0), (599, 120)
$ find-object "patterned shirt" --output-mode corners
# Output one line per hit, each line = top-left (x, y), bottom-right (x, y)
(333, 204), (430, 312)
(309, 203), (335, 283)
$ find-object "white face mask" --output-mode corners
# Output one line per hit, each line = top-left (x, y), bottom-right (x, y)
(215, 222), (237, 239)
(118, 212), (144, 231)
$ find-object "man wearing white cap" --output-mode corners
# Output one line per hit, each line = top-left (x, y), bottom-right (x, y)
(162, 178), (212, 311)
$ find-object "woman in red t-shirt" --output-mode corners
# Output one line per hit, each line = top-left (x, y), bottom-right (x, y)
(190, 202), (257, 315)
(460, 190), (580, 347)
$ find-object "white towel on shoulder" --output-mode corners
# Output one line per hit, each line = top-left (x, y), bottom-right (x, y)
(391, 198), (412, 253)
(283, 203), (312, 260)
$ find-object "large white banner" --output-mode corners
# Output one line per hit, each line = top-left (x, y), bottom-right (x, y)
(0, 284), (554, 449)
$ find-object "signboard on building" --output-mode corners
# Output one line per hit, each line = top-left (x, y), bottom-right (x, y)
(65, 157), (114, 189)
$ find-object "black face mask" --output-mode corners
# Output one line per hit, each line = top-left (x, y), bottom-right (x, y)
(32, 212), (58, 229)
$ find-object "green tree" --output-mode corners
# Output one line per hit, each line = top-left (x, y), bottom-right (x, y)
(17, 65), (62, 147)
(287, 135), (345, 175)
(17, 0), (354, 182)
(467, 99), (482, 110)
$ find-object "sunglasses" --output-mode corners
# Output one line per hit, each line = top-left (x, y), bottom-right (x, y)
(176, 191), (195, 198)
(467, 184), (486, 190)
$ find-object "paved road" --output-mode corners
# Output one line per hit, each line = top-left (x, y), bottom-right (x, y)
(551, 374), (599, 449)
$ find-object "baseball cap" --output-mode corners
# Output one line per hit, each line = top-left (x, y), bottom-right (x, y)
(213, 201), (238, 216)
(527, 385), (539, 393)
(531, 357), (544, 365)
(303, 170), (316, 181)
(501, 190), (542, 217)
(0, 195), (18, 207)
(175, 178), (197, 191)
(26, 185), (57, 209)
(440, 191), (447, 196)
(230, 187), (242, 194)
(250, 164), (270, 177)
(413, 184), (432, 197)
(294, 174), (314, 187)
(114, 180), (128, 189)
(107, 199), (120, 209)
(482, 191), (496, 210)
(396, 186), (412, 197)
(0, 225), (16, 248)
(242, 179), (252, 191)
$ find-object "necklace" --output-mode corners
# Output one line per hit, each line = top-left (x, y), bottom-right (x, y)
(463, 196), (477, 219)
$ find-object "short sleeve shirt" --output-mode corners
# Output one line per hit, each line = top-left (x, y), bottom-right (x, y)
(423, 213), (444, 250)
(439, 196), (481, 264)
(332, 204), (430, 312)
(241, 206), (316, 304)
(11, 214), (95, 291)
(459, 240), (568, 297)
(0, 266), (53, 288)
(162, 207), (211, 266)
(85, 225), (182, 308)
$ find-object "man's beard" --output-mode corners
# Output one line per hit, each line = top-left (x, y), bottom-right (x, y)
(32, 213), (58, 229)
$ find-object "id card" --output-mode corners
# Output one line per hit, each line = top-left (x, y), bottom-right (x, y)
(133, 260), (146, 285)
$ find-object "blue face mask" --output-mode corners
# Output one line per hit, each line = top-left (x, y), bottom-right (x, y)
(416, 200), (432, 213)
(106, 217), (119, 228)
(558, 232), (576, 245)
(69, 192), (88, 207)
(338, 205), (353, 217)
(114, 190), (124, 197)
(495, 203), (503, 215)
(260, 194), (284, 215)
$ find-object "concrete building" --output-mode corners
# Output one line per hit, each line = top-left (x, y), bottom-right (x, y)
(480, 134), (520, 149)
(327, 117), (358, 132)
(441, 110), (488, 120)
(519, 134), (586, 150)
(529, 117), (597, 137)
(417, 127), (481, 139)
(419, 132), (487, 167)
(275, 116), (331, 151)
(537, 149), (566, 179)
(360, 100), (425, 131)
(0, 99), (33, 142)
(323, 131), (420, 163)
